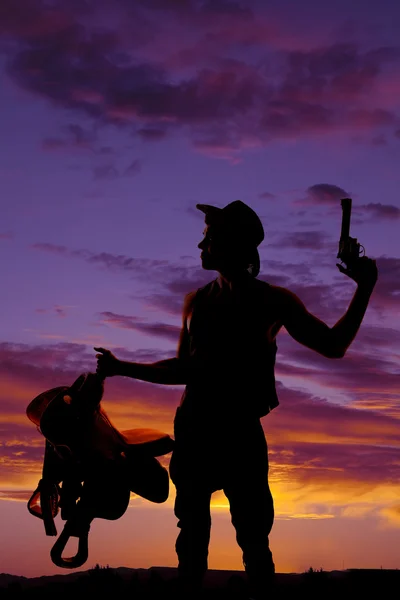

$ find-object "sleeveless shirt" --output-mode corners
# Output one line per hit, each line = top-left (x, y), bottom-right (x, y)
(179, 276), (280, 424)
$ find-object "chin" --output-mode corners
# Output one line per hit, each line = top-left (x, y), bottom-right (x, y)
(201, 257), (215, 270)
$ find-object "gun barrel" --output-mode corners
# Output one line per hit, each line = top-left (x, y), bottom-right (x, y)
(340, 197), (352, 240)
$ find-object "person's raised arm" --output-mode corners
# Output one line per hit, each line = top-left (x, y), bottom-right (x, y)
(276, 256), (378, 358)
(94, 292), (195, 385)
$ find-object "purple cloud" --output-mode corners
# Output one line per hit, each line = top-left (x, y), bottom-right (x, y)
(34, 305), (70, 318)
(360, 203), (400, 220)
(123, 159), (142, 176)
(266, 230), (329, 251)
(30, 240), (400, 322)
(98, 311), (180, 342)
(41, 123), (97, 153)
(304, 184), (349, 205)
(259, 191), (277, 200)
(2, 2), (400, 159)
(92, 164), (119, 180)
(137, 128), (168, 141)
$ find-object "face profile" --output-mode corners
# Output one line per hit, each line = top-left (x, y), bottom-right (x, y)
(198, 224), (224, 271)
(198, 223), (251, 276)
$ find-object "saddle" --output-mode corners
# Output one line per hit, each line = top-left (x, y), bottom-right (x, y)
(26, 371), (174, 569)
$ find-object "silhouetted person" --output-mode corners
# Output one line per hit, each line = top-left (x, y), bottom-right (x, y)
(94, 200), (378, 599)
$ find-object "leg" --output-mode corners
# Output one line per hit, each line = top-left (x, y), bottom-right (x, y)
(169, 406), (219, 596)
(223, 424), (275, 598)
(173, 481), (213, 593)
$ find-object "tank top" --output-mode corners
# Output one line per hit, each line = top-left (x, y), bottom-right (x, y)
(179, 275), (280, 423)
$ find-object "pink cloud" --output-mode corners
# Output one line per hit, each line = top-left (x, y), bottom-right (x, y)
(1, 340), (399, 495)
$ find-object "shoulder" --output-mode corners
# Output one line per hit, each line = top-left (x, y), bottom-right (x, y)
(253, 280), (304, 314)
(182, 279), (216, 315)
(182, 291), (196, 316)
(272, 284), (303, 304)
(252, 278), (284, 301)
(266, 284), (307, 321)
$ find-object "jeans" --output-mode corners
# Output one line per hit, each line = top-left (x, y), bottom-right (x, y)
(169, 407), (275, 591)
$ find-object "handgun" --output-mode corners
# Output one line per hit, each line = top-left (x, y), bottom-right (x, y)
(337, 198), (365, 269)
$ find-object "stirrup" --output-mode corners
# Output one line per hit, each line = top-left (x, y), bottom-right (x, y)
(50, 516), (91, 569)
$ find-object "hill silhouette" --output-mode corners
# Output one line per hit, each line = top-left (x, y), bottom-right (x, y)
(1, 565), (399, 599)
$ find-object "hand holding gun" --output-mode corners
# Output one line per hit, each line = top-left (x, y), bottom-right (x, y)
(336, 198), (378, 291)
(337, 198), (364, 269)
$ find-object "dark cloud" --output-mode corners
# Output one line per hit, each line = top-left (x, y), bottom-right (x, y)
(292, 186), (400, 232)
(274, 335), (400, 423)
(41, 137), (69, 151)
(0, 341), (179, 406)
(259, 191), (276, 200)
(31, 241), (211, 313)
(200, 0), (251, 16)
(270, 440), (400, 487)
(126, 0), (252, 19)
(123, 159), (142, 176)
(31, 242), (69, 255)
(88, 158), (142, 178)
(31, 243), (169, 274)
(270, 380), (399, 446)
(283, 43), (400, 99)
(92, 164), (119, 180)
(368, 256), (400, 312)
(305, 184), (349, 205)
(0, 0), (74, 39)
(31, 240), (400, 325)
(2, 2), (400, 157)
(98, 311), (180, 342)
(260, 259), (316, 280)
(137, 128), (167, 141)
(360, 203), (400, 220)
(354, 324), (400, 348)
(42, 122), (97, 153)
(266, 230), (329, 251)
(371, 134), (387, 146)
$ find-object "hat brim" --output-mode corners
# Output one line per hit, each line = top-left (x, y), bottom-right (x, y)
(196, 204), (223, 225)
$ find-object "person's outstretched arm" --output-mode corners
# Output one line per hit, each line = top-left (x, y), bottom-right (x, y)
(116, 357), (185, 384)
(275, 256), (378, 358)
(94, 292), (195, 384)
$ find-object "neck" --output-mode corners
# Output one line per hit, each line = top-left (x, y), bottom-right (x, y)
(217, 268), (252, 292)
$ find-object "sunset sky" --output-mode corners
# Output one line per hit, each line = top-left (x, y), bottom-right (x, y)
(1, 0), (400, 578)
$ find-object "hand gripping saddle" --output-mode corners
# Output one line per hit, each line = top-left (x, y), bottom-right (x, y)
(26, 371), (174, 569)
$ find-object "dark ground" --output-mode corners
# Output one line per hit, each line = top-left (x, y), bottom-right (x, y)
(1, 565), (399, 599)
